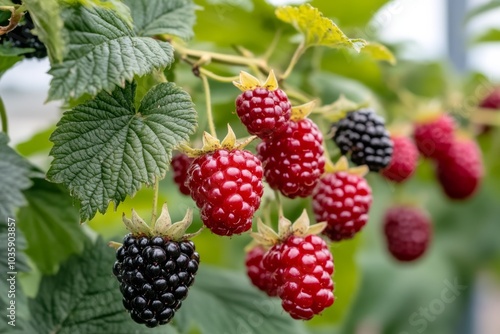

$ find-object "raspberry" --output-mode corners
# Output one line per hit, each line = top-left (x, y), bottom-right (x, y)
(313, 171), (372, 241)
(245, 246), (274, 296)
(383, 206), (432, 262)
(413, 113), (455, 159)
(436, 137), (483, 200)
(0, 9), (47, 59)
(235, 87), (291, 138)
(113, 234), (200, 327)
(257, 118), (325, 198)
(171, 153), (193, 196)
(273, 235), (334, 320)
(381, 136), (419, 183)
(187, 149), (264, 236)
(478, 88), (500, 134)
(332, 109), (393, 172)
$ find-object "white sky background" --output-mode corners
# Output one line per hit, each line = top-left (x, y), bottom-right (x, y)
(1, 0), (500, 142)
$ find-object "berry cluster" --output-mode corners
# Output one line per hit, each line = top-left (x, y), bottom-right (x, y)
(246, 213), (334, 320)
(0, 5), (47, 59)
(413, 112), (483, 199)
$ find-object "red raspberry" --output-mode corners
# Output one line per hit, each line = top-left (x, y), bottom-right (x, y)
(236, 87), (291, 138)
(186, 149), (264, 236)
(245, 246), (274, 296)
(312, 172), (372, 241)
(436, 137), (483, 200)
(257, 118), (325, 198)
(478, 88), (500, 134)
(381, 136), (419, 183)
(171, 153), (193, 195)
(274, 235), (334, 320)
(261, 243), (286, 297)
(384, 206), (432, 262)
(414, 114), (455, 159)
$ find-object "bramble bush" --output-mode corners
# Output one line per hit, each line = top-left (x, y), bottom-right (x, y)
(1, 1), (500, 333)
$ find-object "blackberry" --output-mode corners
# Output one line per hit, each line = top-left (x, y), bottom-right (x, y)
(333, 109), (393, 172)
(0, 8), (47, 59)
(114, 235), (199, 327)
(112, 205), (200, 327)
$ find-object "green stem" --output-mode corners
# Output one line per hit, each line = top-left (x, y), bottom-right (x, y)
(173, 41), (268, 69)
(274, 190), (284, 217)
(199, 67), (239, 83)
(150, 177), (160, 225)
(281, 42), (306, 80)
(0, 96), (7, 134)
(200, 74), (217, 137)
(263, 30), (282, 61)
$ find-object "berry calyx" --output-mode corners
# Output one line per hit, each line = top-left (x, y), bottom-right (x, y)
(184, 126), (264, 236)
(313, 157), (372, 241)
(381, 135), (419, 183)
(413, 112), (455, 159)
(171, 153), (193, 196)
(383, 205), (432, 262)
(111, 204), (200, 327)
(436, 136), (483, 200)
(257, 118), (325, 198)
(234, 70), (291, 138)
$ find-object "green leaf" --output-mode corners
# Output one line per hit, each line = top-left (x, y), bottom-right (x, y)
(360, 42), (396, 64)
(175, 266), (309, 334)
(472, 28), (500, 44)
(0, 133), (32, 220)
(29, 237), (176, 333)
(47, 5), (174, 102)
(47, 81), (197, 221)
(124, 0), (197, 40)
(17, 178), (86, 274)
(15, 126), (55, 157)
(275, 4), (366, 51)
(23, 0), (65, 63)
(61, 0), (133, 25)
(466, 0), (500, 22)
(0, 45), (24, 77)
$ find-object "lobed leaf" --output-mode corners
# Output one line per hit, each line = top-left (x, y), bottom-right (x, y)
(47, 81), (197, 221)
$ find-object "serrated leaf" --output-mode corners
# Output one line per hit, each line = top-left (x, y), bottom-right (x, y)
(23, 0), (65, 63)
(124, 0), (197, 40)
(47, 81), (197, 221)
(0, 133), (32, 220)
(47, 5), (174, 102)
(17, 178), (86, 274)
(360, 42), (396, 64)
(175, 266), (310, 334)
(62, 0), (133, 25)
(29, 237), (177, 333)
(276, 4), (366, 51)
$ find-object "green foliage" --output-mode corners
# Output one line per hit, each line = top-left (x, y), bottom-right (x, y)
(0, 133), (32, 220)
(473, 28), (500, 44)
(124, 0), (197, 39)
(466, 0), (500, 21)
(17, 178), (86, 274)
(47, 82), (197, 221)
(47, 5), (174, 101)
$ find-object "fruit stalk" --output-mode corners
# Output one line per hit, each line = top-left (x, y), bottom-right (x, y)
(151, 177), (160, 225)
(200, 74), (217, 137)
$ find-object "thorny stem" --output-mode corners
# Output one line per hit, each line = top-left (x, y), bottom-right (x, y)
(281, 42), (306, 80)
(150, 177), (160, 225)
(0, 97), (7, 134)
(200, 74), (217, 137)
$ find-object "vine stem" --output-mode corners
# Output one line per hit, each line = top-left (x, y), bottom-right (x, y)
(173, 41), (268, 70)
(199, 67), (239, 83)
(281, 42), (306, 80)
(200, 74), (217, 137)
(150, 177), (160, 225)
(0, 96), (7, 134)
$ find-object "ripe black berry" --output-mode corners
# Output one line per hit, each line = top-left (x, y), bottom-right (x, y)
(333, 109), (393, 172)
(113, 234), (200, 327)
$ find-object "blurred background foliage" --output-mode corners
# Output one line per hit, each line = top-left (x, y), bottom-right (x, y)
(3, 0), (500, 333)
